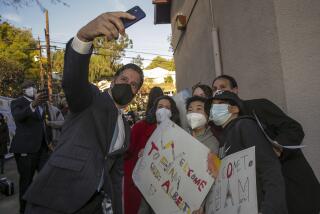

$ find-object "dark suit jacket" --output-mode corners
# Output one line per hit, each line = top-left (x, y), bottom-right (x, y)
(10, 97), (45, 153)
(221, 117), (288, 214)
(243, 99), (320, 214)
(24, 39), (130, 214)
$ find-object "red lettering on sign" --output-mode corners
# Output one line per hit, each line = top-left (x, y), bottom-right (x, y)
(227, 162), (233, 178)
(187, 169), (194, 177)
(148, 142), (159, 156)
(161, 180), (171, 193)
(176, 196), (183, 206)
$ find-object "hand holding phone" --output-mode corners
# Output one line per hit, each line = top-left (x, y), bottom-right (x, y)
(77, 12), (135, 42)
(121, 6), (146, 29)
(37, 88), (49, 102)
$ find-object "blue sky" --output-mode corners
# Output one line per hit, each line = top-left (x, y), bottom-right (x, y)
(0, 0), (172, 67)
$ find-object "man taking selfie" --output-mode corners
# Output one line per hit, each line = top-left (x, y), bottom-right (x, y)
(24, 11), (144, 214)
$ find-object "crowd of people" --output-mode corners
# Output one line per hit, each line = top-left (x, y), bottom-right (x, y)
(3, 10), (320, 214)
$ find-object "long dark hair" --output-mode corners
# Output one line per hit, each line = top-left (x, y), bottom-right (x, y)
(192, 83), (213, 98)
(146, 95), (181, 126)
(146, 87), (164, 113)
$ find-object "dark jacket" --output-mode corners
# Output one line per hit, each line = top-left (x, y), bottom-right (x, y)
(10, 97), (45, 153)
(220, 116), (287, 214)
(0, 119), (9, 155)
(244, 99), (320, 214)
(24, 40), (130, 214)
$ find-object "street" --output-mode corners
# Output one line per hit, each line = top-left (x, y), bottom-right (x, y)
(0, 158), (20, 214)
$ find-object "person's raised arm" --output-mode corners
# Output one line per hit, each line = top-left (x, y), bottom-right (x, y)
(62, 12), (135, 113)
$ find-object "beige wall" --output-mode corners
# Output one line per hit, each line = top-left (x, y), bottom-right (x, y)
(171, 0), (216, 90)
(274, 0), (320, 178)
(170, 0), (320, 179)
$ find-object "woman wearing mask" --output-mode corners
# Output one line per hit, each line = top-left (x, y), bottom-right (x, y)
(185, 96), (220, 214)
(206, 90), (287, 214)
(124, 95), (180, 214)
(186, 96), (219, 154)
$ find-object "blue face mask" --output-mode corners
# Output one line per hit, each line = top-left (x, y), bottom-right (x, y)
(209, 104), (232, 126)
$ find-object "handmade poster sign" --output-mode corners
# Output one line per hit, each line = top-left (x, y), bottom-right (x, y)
(133, 119), (214, 214)
(205, 146), (257, 214)
(0, 96), (16, 145)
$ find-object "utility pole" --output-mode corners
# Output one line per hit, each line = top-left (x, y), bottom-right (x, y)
(45, 9), (52, 103)
(37, 37), (45, 88)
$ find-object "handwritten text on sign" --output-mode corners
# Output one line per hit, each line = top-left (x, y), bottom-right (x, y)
(205, 146), (257, 214)
(133, 119), (214, 214)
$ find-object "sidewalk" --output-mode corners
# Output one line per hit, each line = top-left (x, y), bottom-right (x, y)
(0, 158), (20, 214)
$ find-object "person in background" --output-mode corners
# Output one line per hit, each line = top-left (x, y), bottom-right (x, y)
(207, 90), (287, 214)
(145, 86), (164, 121)
(0, 113), (9, 174)
(211, 74), (320, 214)
(124, 96), (180, 214)
(45, 103), (65, 148)
(58, 97), (69, 117)
(192, 83), (213, 99)
(185, 96), (219, 214)
(10, 80), (50, 213)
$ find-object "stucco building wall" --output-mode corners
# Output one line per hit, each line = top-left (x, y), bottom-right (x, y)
(170, 0), (320, 178)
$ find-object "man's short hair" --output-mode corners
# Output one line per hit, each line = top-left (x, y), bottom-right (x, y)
(114, 63), (144, 89)
(186, 96), (210, 117)
(212, 75), (238, 89)
(21, 79), (36, 89)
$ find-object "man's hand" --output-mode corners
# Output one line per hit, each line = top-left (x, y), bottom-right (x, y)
(31, 92), (48, 108)
(77, 12), (136, 42)
(273, 146), (283, 157)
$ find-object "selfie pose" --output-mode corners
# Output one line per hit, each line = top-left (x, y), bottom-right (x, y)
(23, 11), (144, 214)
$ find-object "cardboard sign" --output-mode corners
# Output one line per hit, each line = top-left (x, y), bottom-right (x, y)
(205, 146), (257, 214)
(133, 119), (214, 214)
(0, 96), (16, 143)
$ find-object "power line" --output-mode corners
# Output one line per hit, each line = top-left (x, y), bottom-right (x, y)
(37, 40), (173, 57)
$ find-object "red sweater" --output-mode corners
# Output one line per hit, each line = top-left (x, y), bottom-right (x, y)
(123, 120), (157, 214)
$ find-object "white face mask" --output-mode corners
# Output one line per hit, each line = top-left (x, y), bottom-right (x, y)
(24, 87), (37, 98)
(186, 112), (207, 129)
(209, 104), (232, 126)
(156, 108), (172, 123)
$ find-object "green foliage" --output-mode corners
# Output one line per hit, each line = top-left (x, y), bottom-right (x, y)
(51, 35), (133, 83)
(0, 56), (24, 97)
(52, 49), (64, 73)
(131, 54), (144, 68)
(89, 35), (133, 82)
(0, 21), (37, 72)
(0, 20), (38, 97)
(164, 76), (173, 84)
(145, 56), (175, 71)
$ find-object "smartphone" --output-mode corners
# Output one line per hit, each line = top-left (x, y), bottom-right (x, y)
(122, 6), (146, 29)
(38, 88), (49, 101)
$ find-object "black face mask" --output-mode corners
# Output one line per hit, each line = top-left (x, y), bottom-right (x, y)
(111, 83), (134, 106)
